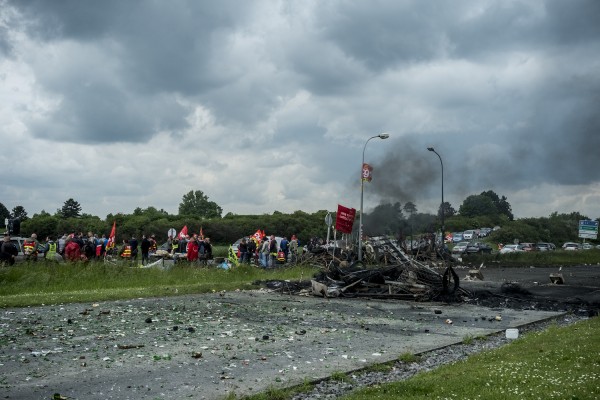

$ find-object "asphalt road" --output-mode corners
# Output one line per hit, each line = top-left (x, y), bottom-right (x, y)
(1, 264), (598, 400)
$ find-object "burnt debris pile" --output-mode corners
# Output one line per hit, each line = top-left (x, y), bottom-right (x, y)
(292, 236), (469, 302)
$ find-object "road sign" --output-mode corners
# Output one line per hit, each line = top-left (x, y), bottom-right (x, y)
(168, 228), (177, 238)
(325, 213), (333, 227)
(578, 220), (598, 240)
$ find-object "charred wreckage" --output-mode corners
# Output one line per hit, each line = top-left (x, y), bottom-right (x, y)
(275, 236), (470, 302)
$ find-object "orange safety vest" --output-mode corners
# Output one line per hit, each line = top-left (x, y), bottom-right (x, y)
(121, 245), (132, 258)
(23, 240), (37, 255)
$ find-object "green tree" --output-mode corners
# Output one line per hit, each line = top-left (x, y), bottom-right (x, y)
(403, 202), (417, 216)
(459, 195), (497, 218)
(178, 190), (222, 219)
(480, 190), (513, 221)
(0, 202), (10, 222)
(11, 205), (28, 221)
(60, 198), (82, 218)
(439, 201), (456, 218)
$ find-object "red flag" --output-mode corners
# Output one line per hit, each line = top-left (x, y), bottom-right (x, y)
(178, 225), (188, 239)
(335, 204), (356, 234)
(106, 221), (116, 249)
(261, 230), (266, 239)
(252, 229), (262, 243)
(199, 226), (204, 239)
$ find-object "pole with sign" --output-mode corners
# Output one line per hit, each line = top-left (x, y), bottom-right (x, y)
(168, 228), (177, 238)
(325, 213), (333, 244)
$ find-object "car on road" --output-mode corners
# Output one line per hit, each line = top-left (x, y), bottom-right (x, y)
(520, 242), (536, 252)
(478, 227), (493, 237)
(452, 232), (463, 243)
(581, 243), (594, 250)
(465, 242), (493, 254)
(451, 241), (469, 256)
(499, 244), (525, 254)
(535, 243), (554, 252)
(562, 242), (580, 251)
(462, 230), (475, 240)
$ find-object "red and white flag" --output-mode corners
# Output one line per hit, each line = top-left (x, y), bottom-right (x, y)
(178, 225), (188, 239)
(106, 221), (116, 249)
(252, 229), (263, 242)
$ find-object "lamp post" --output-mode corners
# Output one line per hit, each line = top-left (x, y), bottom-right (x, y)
(427, 147), (444, 243)
(358, 133), (390, 262)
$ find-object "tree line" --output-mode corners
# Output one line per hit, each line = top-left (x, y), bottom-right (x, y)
(1, 189), (596, 246)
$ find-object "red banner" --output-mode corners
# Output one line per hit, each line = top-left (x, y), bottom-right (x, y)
(335, 204), (356, 234)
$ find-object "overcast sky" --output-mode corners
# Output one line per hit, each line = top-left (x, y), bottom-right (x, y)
(1, 0), (599, 221)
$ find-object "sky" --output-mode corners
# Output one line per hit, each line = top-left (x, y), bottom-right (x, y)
(1, 0), (599, 221)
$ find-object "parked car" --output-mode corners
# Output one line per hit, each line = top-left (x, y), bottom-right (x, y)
(462, 230), (475, 240)
(452, 232), (463, 243)
(581, 243), (594, 250)
(451, 241), (469, 256)
(520, 242), (536, 252)
(478, 228), (492, 237)
(465, 242), (493, 254)
(499, 244), (524, 254)
(536, 243), (554, 252)
(562, 242), (580, 251)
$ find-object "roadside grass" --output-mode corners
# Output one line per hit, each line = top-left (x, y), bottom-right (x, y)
(340, 317), (600, 400)
(0, 262), (317, 308)
(467, 248), (600, 266)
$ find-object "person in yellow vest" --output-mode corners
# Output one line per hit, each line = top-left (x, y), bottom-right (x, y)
(23, 233), (39, 262)
(119, 240), (132, 259)
(44, 236), (58, 262)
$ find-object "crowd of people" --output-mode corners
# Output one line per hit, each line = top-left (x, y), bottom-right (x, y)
(235, 235), (299, 268)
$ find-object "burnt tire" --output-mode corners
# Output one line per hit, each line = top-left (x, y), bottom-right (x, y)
(442, 266), (460, 294)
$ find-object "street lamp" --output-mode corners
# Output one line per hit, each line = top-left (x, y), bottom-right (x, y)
(427, 147), (444, 243)
(358, 132), (390, 262)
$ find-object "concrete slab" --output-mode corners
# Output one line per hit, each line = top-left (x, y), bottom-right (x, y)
(0, 290), (562, 399)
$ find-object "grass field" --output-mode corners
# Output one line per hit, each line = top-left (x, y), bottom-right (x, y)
(339, 317), (600, 400)
(0, 261), (316, 308)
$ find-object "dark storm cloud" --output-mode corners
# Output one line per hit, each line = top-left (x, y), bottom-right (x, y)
(6, 0), (256, 143)
(316, 1), (451, 70)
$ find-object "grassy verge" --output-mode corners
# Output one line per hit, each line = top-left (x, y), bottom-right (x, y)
(464, 249), (600, 266)
(0, 262), (317, 308)
(340, 318), (600, 400)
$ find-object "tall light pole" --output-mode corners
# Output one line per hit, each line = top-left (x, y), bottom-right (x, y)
(358, 132), (390, 262)
(427, 147), (444, 243)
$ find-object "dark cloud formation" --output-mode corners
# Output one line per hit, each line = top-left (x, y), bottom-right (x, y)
(1, 0), (599, 219)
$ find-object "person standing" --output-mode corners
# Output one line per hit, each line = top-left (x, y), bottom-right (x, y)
(64, 237), (81, 262)
(203, 237), (213, 261)
(57, 234), (67, 256)
(1, 234), (18, 266)
(268, 235), (278, 267)
(259, 238), (269, 267)
(289, 235), (299, 263)
(247, 238), (257, 265)
(187, 235), (199, 263)
(141, 235), (151, 265)
(129, 235), (139, 264)
(280, 236), (289, 263)
(44, 236), (58, 262)
(239, 238), (248, 263)
(22, 233), (39, 262)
